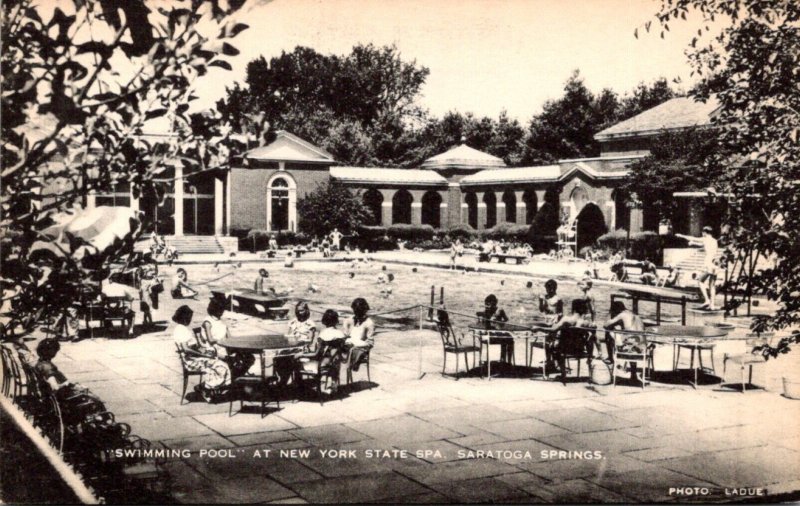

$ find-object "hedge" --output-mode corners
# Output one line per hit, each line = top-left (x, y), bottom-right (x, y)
(483, 222), (529, 241)
(596, 231), (688, 263)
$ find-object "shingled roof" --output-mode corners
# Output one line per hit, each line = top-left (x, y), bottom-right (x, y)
(331, 166), (447, 185)
(595, 96), (720, 141)
(421, 144), (506, 170)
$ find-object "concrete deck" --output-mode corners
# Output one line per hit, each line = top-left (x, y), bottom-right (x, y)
(54, 276), (800, 504)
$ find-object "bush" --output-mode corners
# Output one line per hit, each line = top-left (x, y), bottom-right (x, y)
(386, 224), (435, 242)
(484, 223), (530, 241)
(354, 225), (395, 251)
(596, 230), (681, 263)
(443, 223), (478, 241)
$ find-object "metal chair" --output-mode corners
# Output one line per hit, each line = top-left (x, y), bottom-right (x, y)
(229, 350), (280, 418)
(553, 327), (593, 384)
(675, 340), (716, 377)
(723, 333), (775, 392)
(611, 330), (653, 389)
(436, 309), (479, 379)
(175, 341), (204, 405)
(297, 339), (346, 405)
(346, 347), (371, 385)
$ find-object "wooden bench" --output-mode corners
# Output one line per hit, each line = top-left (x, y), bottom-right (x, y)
(491, 253), (529, 265)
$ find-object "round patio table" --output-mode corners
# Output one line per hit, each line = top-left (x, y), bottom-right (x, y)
(218, 331), (304, 380)
(648, 325), (729, 388)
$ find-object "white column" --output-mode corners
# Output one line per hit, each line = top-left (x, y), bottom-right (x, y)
(173, 165), (184, 236)
(266, 188), (273, 231)
(605, 200), (616, 230)
(288, 188), (297, 232)
(225, 170), (232, 235)
(87, 191), (96, 210)
(496, 202), (506, 224)
(214, 177), (224, 235)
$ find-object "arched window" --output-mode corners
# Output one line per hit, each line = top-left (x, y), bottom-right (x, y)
(502, 190), (516, 223)
(575, 202), (608, 251)
(523, 189), (538, 224)
(392, 189), (412, 224)
(267, 174), (296, 232)
(483, 192), (497, 229)
(464, 192), (478, 229)
(363, 189), (383, 226)
(421, 191), (442, 228)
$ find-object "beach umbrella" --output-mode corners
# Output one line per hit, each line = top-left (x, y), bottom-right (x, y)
(32, 206), (139, 259)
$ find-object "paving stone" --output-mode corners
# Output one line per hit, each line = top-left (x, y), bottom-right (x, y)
(661, 446), (800, 488)
(67, 369), (125, 383)
(161, 460), (217, 504)
(104, 398), (165, 416)
(446, 430), (509, 448)
(227, 430), (298, 447)
(540, 478), (633, 502)
(274, 402), (357, 428)
(428, 476), (534, 503)
(378, 491), (453, 503)
(537, 430), (656, 455)
(396, 457), (519, 485)
(519, 454), (650, 482)
(480, 417), (569, 441)
(290, 424), (371, 446)
(295, 471), (429, 503)
(530, 407), (640, 433)
(346, 414), (462, 444)
(294, 440), (428, 478)
(193, 411), (298, 436)
(189, 448), (322, 485)
(397, 439), (474, 462)
(493, 471), (551, 490)
(414, 404), (527, 429)
(160, 433), (235, 452)
(264, 497), (308, 504)
(469, 438), (563, 464)
(203, 475), (296, 503)
(624, 445), (694, 462)
(130, 414), (216, 441)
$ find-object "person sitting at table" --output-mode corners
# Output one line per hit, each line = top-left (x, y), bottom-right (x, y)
(577, 278), (596, 322)
(173, 305), (230, 402)
(549, 299), (596, 373)
(202, 299), (254, 378)
(274, 301), (317, 387)
(297, 309), (346, 394)
(602, 300), (645, 365)
(477, 294), (513, 364)
(344, 298), (375, 373)
(538, 279), (564, 324)
(171, 268), (198, 299)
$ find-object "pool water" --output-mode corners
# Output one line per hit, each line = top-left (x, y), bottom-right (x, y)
(195, 260), (681, 330)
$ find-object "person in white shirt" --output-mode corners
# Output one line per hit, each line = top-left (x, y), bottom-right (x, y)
(329, 228), (343, 250)
(678, 226), (719, 310)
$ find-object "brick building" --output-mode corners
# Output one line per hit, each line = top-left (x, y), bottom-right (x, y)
(91, 96), (719, 252)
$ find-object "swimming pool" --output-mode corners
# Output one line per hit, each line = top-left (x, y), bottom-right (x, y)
(195, 260), (681, 330)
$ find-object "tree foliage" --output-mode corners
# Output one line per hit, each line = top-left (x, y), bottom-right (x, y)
(1, 0), (247, 335)
(645, 0), (799, 330)
(622, 128), (724, 223)
(296, 182), (373, 238)
(522, 71), (676, 164)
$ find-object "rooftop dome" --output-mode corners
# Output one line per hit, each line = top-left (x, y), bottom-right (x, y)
(421, 144), (506, 170)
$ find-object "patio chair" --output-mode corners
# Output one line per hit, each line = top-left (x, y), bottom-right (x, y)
(297, 338), (346, 405)
(229, 352), (280, 418)
(527, 329), (555, 380)
(722, 332), (775, 392)
(611, 330), (653, 389)
(346, 347), (371, 385)
(175, 341), (204, 405)
(19, 361), (65, 452)
(436, 309), (479, 379)
(1, 345), (26, 400)
(553, 326), (593, 384)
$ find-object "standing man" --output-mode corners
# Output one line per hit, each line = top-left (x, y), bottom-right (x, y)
(678, 226), (719, 310)
(329, 228), (343, 251)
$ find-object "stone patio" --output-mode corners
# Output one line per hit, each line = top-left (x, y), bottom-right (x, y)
(53, 291), (800, 504)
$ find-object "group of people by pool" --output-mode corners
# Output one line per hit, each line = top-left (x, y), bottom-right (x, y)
(172, 297), (375, 402)
(476, 277), (645, 376)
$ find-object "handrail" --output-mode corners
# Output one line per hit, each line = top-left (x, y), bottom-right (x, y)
(0, 395), (100, 504)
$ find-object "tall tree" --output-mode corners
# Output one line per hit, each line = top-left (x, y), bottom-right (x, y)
(644, 0), (799, 329)
(617, 78), (677, 121)
(1, 0), (247, 336)
(216, 44), (430, 166)
(296, 182), (372, 238)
